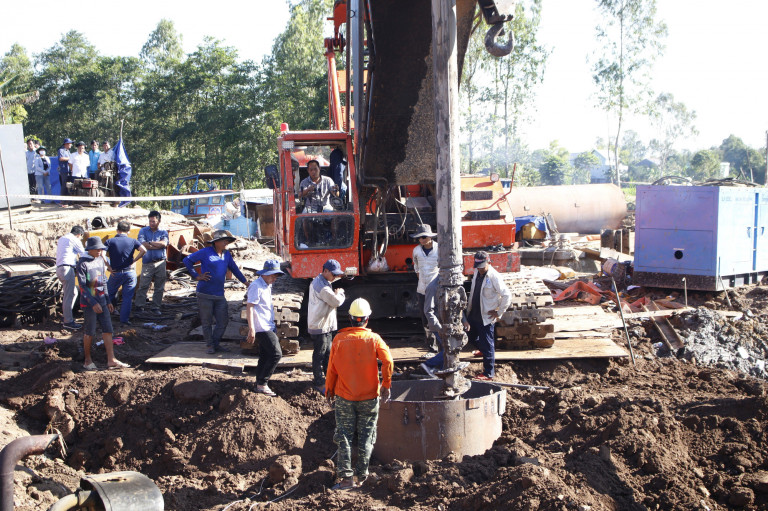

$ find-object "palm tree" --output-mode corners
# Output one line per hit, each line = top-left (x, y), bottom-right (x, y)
(0, 71), (39, 124)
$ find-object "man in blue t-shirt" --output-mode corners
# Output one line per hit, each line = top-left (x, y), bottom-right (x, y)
(183, 229), (248, 354)
(135, 210), (169, 315)
(88, 140), (101, 178)
(105, 221), (147, 327)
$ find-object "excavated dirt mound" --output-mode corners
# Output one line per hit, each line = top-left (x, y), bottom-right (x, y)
(2, 327), (768, 510)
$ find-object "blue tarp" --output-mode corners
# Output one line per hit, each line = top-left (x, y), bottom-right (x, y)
(514, 215), (549, 236)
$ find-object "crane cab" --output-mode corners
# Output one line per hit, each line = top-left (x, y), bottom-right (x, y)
(267, 130), (361, 279)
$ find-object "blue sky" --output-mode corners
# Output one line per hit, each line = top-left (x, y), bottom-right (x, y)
(2, 0), (766, 153)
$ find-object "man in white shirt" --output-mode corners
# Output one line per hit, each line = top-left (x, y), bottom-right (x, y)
(97, 141), (115, 172)
(308, 259), (346, 392)
(462, 251), (513, 381)
(411, 224), (439, 352)
(246, 260), (285, 397)
(69, 141), (90, 178)
(56, 226), (87, 330)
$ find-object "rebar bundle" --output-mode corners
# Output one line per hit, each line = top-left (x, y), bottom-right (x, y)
(0, 257), (60, 326)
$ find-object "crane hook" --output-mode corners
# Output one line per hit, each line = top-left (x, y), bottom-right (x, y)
(484, 22), (514, 57)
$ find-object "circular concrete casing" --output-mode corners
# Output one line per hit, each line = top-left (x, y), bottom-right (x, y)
(373, 379), (505, 463)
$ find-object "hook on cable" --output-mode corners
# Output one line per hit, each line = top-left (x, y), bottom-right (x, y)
(484, 22), (514, 57)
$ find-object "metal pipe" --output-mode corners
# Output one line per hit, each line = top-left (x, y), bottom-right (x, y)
(0, 434), (59, 511)
(432, 0), (470, 397)
(49, 493), (82, 511)
(611, 276), (636, 366)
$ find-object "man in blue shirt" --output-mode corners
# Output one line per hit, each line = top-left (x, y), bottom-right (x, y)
(88, 140), (100, 178)
(135, 211), (169, 314)
(105, 221), (147, 327)
(183, 229), (249, 354)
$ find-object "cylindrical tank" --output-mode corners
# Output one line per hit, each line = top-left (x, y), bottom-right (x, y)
(506, 184), (627, 234)
(373, 380), (505, 463)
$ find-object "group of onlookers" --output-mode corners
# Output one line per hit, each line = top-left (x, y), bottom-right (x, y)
(25, 137), (115, 203)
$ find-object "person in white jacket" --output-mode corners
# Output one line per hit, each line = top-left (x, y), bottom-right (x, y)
(411, 224), (439, 352)
(462, 251), (512, 381)
(308, 259), (346, 392)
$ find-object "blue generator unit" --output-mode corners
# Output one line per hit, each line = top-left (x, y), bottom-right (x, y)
(634, 185), (768, 291)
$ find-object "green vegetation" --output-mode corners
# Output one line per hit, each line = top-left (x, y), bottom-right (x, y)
(1, 0), (765, 194)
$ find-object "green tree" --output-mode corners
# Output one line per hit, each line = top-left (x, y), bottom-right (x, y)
(719, 135), (766, 183)
(689, 149), (721, 180)
(0, 45), (37, 124)
(259, 0), (332, 131)
(140, 19), (184, 72)
(591, 0), (667, 186)
(537, 141), (571, 185)
(572, 151), (599, 184)
(649, 92), (697, 172)
(493, 0), (549, 177)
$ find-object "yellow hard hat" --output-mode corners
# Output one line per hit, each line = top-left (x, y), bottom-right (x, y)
(348, 298), (372, 317)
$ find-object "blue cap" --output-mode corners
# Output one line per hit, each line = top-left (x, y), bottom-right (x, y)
(62, 138), (73, 144)
(257, 259), (284, 276)
(323, 259), (344, 276)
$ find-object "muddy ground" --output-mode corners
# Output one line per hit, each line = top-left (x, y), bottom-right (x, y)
(1, 210), (767, 510)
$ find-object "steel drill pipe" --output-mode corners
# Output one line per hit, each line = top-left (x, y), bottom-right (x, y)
(0, 434), (59, 511)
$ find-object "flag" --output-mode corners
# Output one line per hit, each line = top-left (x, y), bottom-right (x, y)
(114, 138), (132, 207)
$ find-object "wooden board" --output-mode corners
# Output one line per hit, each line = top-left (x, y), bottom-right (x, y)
(146, 336), (627, 368)
(551, 305), (610, 317)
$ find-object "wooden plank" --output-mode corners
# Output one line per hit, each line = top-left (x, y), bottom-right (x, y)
(623, 307), (695, 319)
(551, 305), (610, 317)
(550, 316), (623, 332)
(554, 330), (611, 339)
(147, 336), (628, 368)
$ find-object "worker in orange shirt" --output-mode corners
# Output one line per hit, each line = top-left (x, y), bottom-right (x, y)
(325, 298), (393, 490)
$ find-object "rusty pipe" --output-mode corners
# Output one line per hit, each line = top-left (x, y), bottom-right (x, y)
(485, 23), (514, 57)
(0, 434), (59, 511)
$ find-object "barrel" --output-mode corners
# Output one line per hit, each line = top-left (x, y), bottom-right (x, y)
(373, 380), (505, 463)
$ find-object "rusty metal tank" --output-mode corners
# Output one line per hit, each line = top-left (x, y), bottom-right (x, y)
(373, 380), (505, 463)
(506, 184), (627, 234)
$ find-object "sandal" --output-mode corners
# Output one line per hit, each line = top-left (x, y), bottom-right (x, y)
(256, 385), (276, 397)
(108, 360), (130, 369)
(83, 362), (97, 371)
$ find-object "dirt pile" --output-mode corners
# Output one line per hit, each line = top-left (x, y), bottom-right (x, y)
(2, 338), (768, 510)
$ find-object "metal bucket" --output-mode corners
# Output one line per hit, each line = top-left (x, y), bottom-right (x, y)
(373, 380), (505, 463)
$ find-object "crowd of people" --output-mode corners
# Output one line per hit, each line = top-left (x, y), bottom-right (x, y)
(54, 216), (514, 489)
(25, 137), (115, 204)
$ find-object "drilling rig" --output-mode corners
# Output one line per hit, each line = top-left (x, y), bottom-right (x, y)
(264, 0), (553, 396)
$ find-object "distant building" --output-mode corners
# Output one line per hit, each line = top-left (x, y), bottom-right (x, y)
(569, 150), (627, 184)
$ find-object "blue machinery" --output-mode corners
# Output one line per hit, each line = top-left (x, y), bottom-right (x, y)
(634, 185), (768, 291)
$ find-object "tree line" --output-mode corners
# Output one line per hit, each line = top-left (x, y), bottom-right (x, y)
(1, 0), (765, 197)
(0, 0), (333, 199)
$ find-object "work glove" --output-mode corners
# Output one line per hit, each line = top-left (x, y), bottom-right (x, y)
(380, 387), (391, 403)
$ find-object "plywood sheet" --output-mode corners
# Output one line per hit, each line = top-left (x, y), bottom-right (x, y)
(147, 336), (627, 368)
